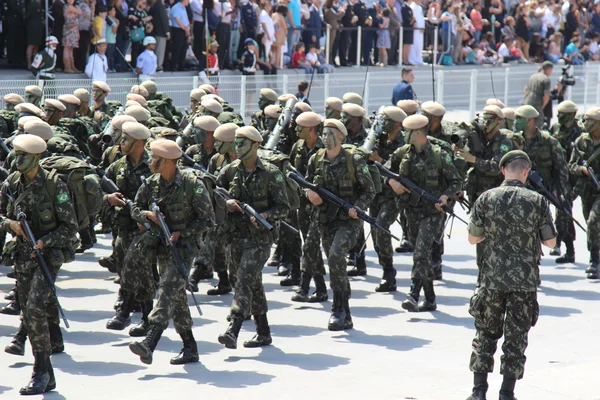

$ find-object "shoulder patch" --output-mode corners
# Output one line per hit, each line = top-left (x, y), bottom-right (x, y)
(361, 165), (369, 174)
(195, 183), (206, 196)
(444, 153), (453, 165)
(500, 143), (510, 154)
(57, 192), (70, 204)
(275, 173), (284, 183)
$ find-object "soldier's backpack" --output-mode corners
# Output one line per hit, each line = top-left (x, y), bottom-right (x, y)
(39, 156), (102, 228)
(218, 112), (245, 127)
(259, 150), (302, 211)
(182, 167), (226, 225)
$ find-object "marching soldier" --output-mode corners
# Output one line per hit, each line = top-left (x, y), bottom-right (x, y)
(57, 94), (90, 157)
(0, 93), (24, 137)
(24, 86), (43, 108)
(325, 97), (343, 120)
(250, 88), (278, 131)
(502, 108), (515, 132)
(396, 99), (420, 116)
(73, 89), (93, 118)
(91, 81), (113, 117)
(178, 115), (220, 164)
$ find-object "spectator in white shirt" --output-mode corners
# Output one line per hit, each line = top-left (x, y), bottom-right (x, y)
(259, 1), (275, 63)
(85, 39), (109, 82)
(136, 36), (158, 80)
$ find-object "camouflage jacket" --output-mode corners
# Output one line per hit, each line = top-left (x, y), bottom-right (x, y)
(523, 128), (569, 193)
(550, 121), (583, 159)
(465, 130), (513, 195)
(289, 138), (324, 177)
(185, 144), (218, 170)
(208, 152), (235, 175)
(103, 152), (151, 220)
(569, 132), (600, 198)
(250, 110), (267, 131)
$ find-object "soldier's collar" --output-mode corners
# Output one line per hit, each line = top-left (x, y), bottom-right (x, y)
(501, 179), (526, 187)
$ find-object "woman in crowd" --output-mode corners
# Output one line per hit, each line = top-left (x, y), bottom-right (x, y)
(255, 32), (277, 75)
(272, 5), (288, 68)
(515, 3), (530, 63)
(323, 0), (345, 65)
(75, 0), (94, 72)
(25, 0), (45, 68)
(546, 31), (562, 63)
(128, 0), (152, 69)
(63, 0), (83, 73)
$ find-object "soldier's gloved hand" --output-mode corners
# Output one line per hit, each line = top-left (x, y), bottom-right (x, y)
(389, 180), (409, 195)
(226, 199), (244, 213)
(7, 220), (24, 237)
(307, 190), (323, 206)
(435, 195), (449, 213)
(107, 193), (127, 207)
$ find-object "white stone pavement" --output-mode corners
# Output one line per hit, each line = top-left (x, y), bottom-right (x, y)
(0, 202), (599, 400)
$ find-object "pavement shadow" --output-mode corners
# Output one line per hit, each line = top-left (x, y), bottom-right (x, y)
(0, 386), (10, 395)
(436, 279), (477, 291)
(62, 309), (117, 324)
(539, 286), (600, 301)
(435, 294), (470, 307)
(54, 353), (144, 376)
(442, 254), (477, 263)
(0, 323), (19, 337)
(224, 346), (351, 371)
(64, 330), (125, 346)
(539, 304), (582, 318)
(351, 305), (399, 318)
(539, 274), (584, 284)
(41, 392), (67, 400)
(333, 329), (430, 351)
(408, 310), (474, 329)
(57, 288), (113, 298)
(442, 265), (478, 277)
(57, 269), (113, 281)
(272, 323), (326, 338)
(138, 363), (275, 388)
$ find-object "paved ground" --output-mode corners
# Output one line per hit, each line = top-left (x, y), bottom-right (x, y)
(0, 202), (598, 400)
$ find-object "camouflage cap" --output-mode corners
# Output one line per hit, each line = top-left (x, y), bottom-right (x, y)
(296, 111), (322, 127)
(125, 105), (151, 122)
(264, 104), (282, 118)
(150, 139), (183, 159)
(324, 118), (347, 136)
(515, 105), (539, 119)
(557, 100), (578, 113)
(4, 93), (24, 105)
(585, 107), (600, 121)
(13, 133), (47, 154)
(201, 98), (223, 114)
(396, 100), (420, 114)
(199, 84), (216, 94)
(25, 85), (43, 97)
(502, 108), (515, 120)
(483, 105), (504, 119)
(24, 120), (53, 141)
(74, 88), (90, 103)
(485, 98), (505, 108)
(111, 115), (136, 129)
(383, 106), (407, 122)
(18, 116), (41, 129)
(190, 88), (207, 101)
(130, 85), (150, 99)
(43, 99), (66, 112)
(325, 97), (343, 112)
(235, 126), (263, 142)
(403, 115), (429, 130)
(278, 93), (298, 102)
(259, 88), (278, 102)
(214, 123), (238, 142)
(421, 101), (446, 116)
(140, 80), (158, 95)
(499, 150), (531, 168)
(342, 103), (366, 118)
(295, 102), (312, 113)
(92, 81), (111, 92)
(126, 93), (148, 107)
(193, 115), (220, 131)
(342, 92), (363, 106)
(58, 94), (81, 106)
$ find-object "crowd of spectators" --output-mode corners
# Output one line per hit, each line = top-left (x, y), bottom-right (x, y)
(0, 0), (599, 76)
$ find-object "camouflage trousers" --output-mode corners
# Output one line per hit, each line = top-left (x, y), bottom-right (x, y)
(469, 288), (538, 379)
(371, 194), (400, 270)
(16, 261), (60, 353)
(121, 230), (159, 302)
(580, 195), (599, 251)
(406, 210), (445, 280)
(196, 225), (232, 275)
(114, 222), (138, 275)
(230, 239), (271, 317)
(148, 245), (193, 333)
(320, 222), (360, 293)
(299, 200), (325, 276)
(278, 209), (302, 266)
(555, 199), (576, 243)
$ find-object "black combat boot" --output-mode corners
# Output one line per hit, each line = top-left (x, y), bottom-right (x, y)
(48, 322), (64, 354)
(556, 240), (575, 263)
(218, 313), (244, 349)
(1, 298), (20, 315)
(280, 256), (301, 286)
(106, 292), (132, 330)
(309, 274), (328, 302)
(170, 330), (199, 364)
(5, 322), (28, 356)
(267, 245), (282, 266)
(347, 253), (367, 276)
(402, 279), (423, 312)
(207, 271), (233, 295)
(98, 256), (117, 273)
(586, 250), (600, 278)
(244, 314), (273, 348)
(327, 291), (347, 331)
(5, 288), (16, 300)
(291, 272), (312, 302)
(375, 268), (397, 292)
(347, 252), (356, 266)
(189, 260), (213, 292)
(7, 268), (16, 279)
(76, 228), (94, 253)
(418, 280), (437, 312)
(466, 372), (488, 400)
(129, 324), (163, 364)
(395, 237), (414, 253)
(129, 300), (153, 337)
(277, 263), (290, 277)
(549, 240), (561, 256)
(113, 289), (124, 310)
(342, 292), (353, 330)
(498, 375), (517, 400)
(19, 351), (54, 395)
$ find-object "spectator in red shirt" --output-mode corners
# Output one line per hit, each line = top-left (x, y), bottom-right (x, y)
(291, 42), (313, 74)
(470, 3), (485, 43)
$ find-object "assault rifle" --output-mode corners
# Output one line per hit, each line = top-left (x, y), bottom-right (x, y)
(288, 171), (399, 241)
(100, 175), (151, 230)
(583, 161), (600, 192)
(264, 98), (297, 150)
(374, 161), (468, 225)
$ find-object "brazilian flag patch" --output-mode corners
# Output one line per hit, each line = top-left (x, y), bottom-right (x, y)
(362, 165), (369, 174)
(500, 143), (510, 153)
(275, 174), (284, 183)
(195, 185), (205, 196)
(445, 154), (453, 165)
(57, 192), (70, 204)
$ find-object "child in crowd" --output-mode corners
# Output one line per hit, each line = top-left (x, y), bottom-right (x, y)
(316, 47), (334, 73)
(305, 44), (325, 73)
(292, 42), (313, 74)
(105, 6), (119, 72)
(92, 6), (108, 45)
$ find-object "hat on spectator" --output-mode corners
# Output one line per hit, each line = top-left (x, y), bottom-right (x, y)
(199, 84), (215, 94)
(24, 120), (53, 141)
(235, 126), (263, 142)
(150, 139), (182, 159)
(214, 123), (238, 142)
(125, 105), (151, 122)
(557, 100), (578, 113)
(58, 94), (81, 106)
(499, 150), (531, 168)
(323, 119), (347, 136)
(201, 98), (223, 114)
(25, 85), (43, 97)
(143, 36), (156, 46)
(141, 80), (158, 95)
(397, 100), (420, 115)
(383, 106), (407, 122)
(325, 97), (343, 112)
(515, 105), (539, 119)
(342, 103), (366, 118)
(111, 115), (136, 129)
(126, 93), (148, 107)
(43, 99), (66, 112)
(130, 85), (150, 99)
(421, 101), (446, 116)
(93, 38), (107, 45)
(193, 115), (220, 131)
(244, 38), (258, 47)
(190, 88), (207, 101)
(403, 115), (429, 130)
(92, 81), (111, 93)
(483, 105), (504, 119)
(585, 107), (600, 121)
(259, 88), (278, 102)
(342, 92), (363, 106)
(502, 108), (515, 120)
(13, 134), (47, 154)
(4, 93), (24, 105)
(486, 98), (505, 108)
(264, 105), (282, 118)
(18, 116), (41, 129)
(296, 112), (322, 127)
(74, 88), (90, 103)
(122, 121), (151, 140)
(210, 40), (219, 47)
(295, 102), (312, 113)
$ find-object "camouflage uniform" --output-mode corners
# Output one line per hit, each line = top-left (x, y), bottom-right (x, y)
(217, 158), (290, 318)
(185, 144), (218, 170)
(250, 110), (268, 131)
(132, 169), (215, 332)
(467, 180), (556, 381)
(523, 128), (570, 196)
(58, 117), (91, 156)
(522, 71), (551, 128)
